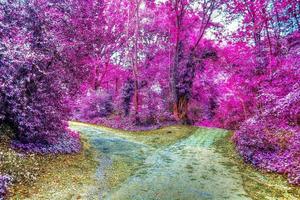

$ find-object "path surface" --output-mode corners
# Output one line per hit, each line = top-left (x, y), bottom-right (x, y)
(70, 123), (250, 200)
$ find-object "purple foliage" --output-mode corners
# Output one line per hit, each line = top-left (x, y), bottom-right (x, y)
(11, 130), (81, 154)
(233, 86), (300, 184)
(73, 90), (114, 121)
(121, 78), (135, 116)
(0, 175), (12, 200)
(0, 1), (93, 153)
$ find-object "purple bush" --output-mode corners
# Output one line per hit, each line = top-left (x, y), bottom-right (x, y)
(11, 130), (81, 154)
(0, 175), (12, 200)
(233, 86), (300, 184)
(73, 90), (114, 121)
(0, 1), (93, 153)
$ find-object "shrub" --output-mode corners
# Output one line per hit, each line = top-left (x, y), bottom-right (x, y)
(74, 90), (114, 121)
(0, 1), (92, 153)
(233, 87), (300, 184)
(0, 175), (12, 199)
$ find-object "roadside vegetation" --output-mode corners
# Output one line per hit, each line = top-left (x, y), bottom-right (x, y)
(1, 122), (299, 199)
(0, 125), (98, 199)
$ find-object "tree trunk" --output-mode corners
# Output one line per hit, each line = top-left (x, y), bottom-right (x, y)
(132, 0), (141, 122)
(175, 96), (191, 124)
(173, 52), (196, 124)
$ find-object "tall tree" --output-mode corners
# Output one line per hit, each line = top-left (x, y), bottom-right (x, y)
(166, 0), (223, 123)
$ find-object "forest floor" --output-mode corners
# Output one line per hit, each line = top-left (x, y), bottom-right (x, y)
(8, 122), (300, 200)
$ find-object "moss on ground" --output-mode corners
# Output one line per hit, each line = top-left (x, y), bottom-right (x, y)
(213, 133), (300, 200)
(0, 136), (45, 191)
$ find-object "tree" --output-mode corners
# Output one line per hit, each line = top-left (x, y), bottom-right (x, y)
(0, 0), (99, 153)
(160, 0), (225, 124)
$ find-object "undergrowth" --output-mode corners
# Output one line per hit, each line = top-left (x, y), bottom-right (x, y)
(214, 133), (300, 200)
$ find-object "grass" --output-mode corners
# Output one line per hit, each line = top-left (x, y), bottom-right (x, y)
(70, 122), (199, 196)
(70, 121), (198, 148)
(0, 125), (98, 200)
(2, 122), (300, 199)
(213, 133), (300, 200)
(105, 125), (200, 190)
(105, 157), (140, 190)
(127, 126), (199, 147)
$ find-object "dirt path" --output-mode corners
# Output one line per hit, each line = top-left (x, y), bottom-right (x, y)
(18, 122), (299, 199)
(70, 123), (250, 200)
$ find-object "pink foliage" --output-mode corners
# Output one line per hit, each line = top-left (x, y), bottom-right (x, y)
(0, 0), (299, 186)
(0, 0), (101, 153)
(71, 1), (300, 184)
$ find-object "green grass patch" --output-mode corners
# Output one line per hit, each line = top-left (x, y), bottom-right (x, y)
(125, 126), (198, 148)
(105, 157), (140, 190)
(70, 121), (198, 148)
(0, 133), (98, 199)
(213, 133), (300, 200)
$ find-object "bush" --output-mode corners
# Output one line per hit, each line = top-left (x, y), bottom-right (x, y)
(11, 130), (81, 154)
(74, 90), (114, 121)
(0, 1), (90, 153)
(233, 87), (300, 184)
(0, 175), (12, 200)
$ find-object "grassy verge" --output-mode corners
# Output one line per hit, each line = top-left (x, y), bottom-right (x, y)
(214, 133), (300, 200)
(0, 132), (98, 199)
(70, 121), (198, 148)
(102, 125), (199, 191)
(70, 122), (199, 194)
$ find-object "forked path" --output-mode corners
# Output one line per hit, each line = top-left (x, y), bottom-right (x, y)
(70, 122), (250, 200)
